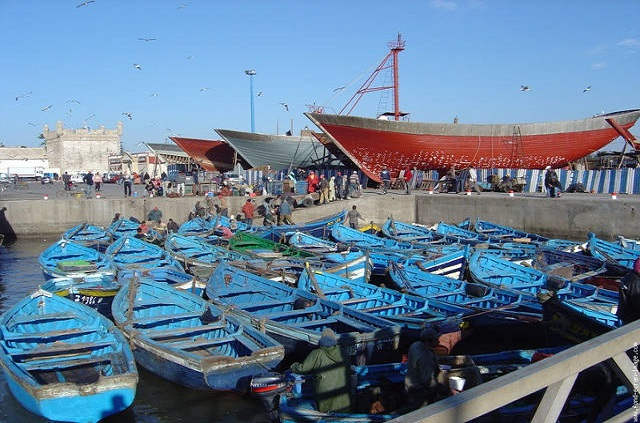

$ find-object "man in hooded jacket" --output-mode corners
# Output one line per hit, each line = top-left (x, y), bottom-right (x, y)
(290, 328), (351, 413)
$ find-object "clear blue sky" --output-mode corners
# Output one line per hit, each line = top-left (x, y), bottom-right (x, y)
(1, 0), (639, 152)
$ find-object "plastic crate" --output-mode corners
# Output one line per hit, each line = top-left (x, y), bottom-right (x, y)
(295, 181), (308, 194)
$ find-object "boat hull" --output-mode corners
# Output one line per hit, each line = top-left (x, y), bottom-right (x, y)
(170, 136), (241, 171)
(305, 110), (640, 182)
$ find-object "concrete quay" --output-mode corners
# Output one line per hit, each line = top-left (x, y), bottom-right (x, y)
(3, 189), (639, 241)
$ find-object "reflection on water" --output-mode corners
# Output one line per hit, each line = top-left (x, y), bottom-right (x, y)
(0, 238), (270, 423)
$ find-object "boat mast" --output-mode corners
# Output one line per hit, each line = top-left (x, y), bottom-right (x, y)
(391, 33), (404, 121)
(339, 34), (406, 118)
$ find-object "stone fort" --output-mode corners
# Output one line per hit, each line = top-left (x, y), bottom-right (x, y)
(43, 121), (122, 174)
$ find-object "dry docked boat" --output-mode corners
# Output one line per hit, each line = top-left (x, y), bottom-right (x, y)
(0, 290), (137, 423)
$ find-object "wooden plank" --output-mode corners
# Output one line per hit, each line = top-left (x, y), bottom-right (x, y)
(4, 327), (96, 341)
(148, 322), (227, 340)
(23, 355), (111, 371)
(531, 373), (578, 423)
(12, 340), (113, 360)
(167, 334), (237, 350)
(8, 312), (78, 327)
(133, 311), (203, 327)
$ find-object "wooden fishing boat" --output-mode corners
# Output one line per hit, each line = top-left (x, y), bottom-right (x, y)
(254, 209), (347, 241)
(468, 251), (547, 294)
(587, 232), (640, 269)
(164, 233), (246, 280)
(177, 216), (217, 237)
(474, 219), (549, 243)
(542, 238), (586, 253)
(541, 295), (617, 343)
(401, 247), (470, 280)
(105, 236), (184, 272)
(322, 251), (372, 284)
(481, 242), (538, 262)
(287, 230), (339, 254)
(533, 248), (609, 287)
(297, 266), (467, 336)
(111, 278), (284, 391)
(0, 290), (138, 423)
(206, 262), (402, 362)
(107, 218), (164, 244)
(332, 224), (411, 249)
(118, 267), (204, 297)
(435, 222), (495, 245)
(61, 223), (112, 251)
(40, 274), (120, 319)
(229, 231), (315, 259)
(381, 218), (443, 244)
(39, 240), (115, 280)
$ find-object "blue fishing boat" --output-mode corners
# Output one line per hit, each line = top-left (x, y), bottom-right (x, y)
(177, 217), (216, 237)
(118, 267), (204, 297)
(297, 267), (466, 335)
(107, 218), (164, 243)
(287, 231), (340, 254)
(481, 242), (538, 262)
(436, 222), (495, 245)
(389, 262), (466, 296)
(112, 278), (284, 391)
(617, 235), (640, 251)
(40, 274), (120, 319)
(39, 240), (115, 280)
(207, 262), (402, 361)
(587, 232), (640, 269)
(380, 218), (442, 244)
(331, 224), (411, 250)
(543, 238), (586, 253)
(468, 251), (547, 294)
(165, 233), (246, 280)
(0, 290), (138, 423)
(542, 295), (618, 343)
(401, 247), (470, 280)
(474, 219), (549, 242)
(533, 248), (609, 287)
(255, 209), (347, 242)
(322, 251), (371, 284)
(61, 223), (112, 251)
(105, 236), (184, 272)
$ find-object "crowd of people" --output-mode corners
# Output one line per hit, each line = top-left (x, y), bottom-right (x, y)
(304, 170), (362, 202)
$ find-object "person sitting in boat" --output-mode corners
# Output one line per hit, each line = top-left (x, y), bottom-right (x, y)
(289, 328), (351, 414)
(147, 206), (162, 223)
(166, 218), (179, 233)
(618, 257), (640, 325)
(112, 212), (121, 224)
(405, 327), (447, 410)
(138, 221), (150, 234)
(216, 224), (233, 239)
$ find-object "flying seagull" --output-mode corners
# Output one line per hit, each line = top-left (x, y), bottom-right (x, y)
(133, 63), (142, 70)
(27, 122), (37, 127)
(186, 55), (193, 60)
(15, 91), (32, 101)
(177, 3), (189, 9)
(279, 102), (288, 112)
(85, 113), (95, 121)
(149, 93), (159, 97)
(257, 91), (263, 97)
(41, 105), (53, 111)
(76, 0), (95, 8)
(583, 85), (592, 93)
(199, 87), (209, 92)
(66, 99), (81, 104)
(122, 112), (133, 120)
(520, 85), (531, 92)
(333, 86), (346, 92)
(138, 37), (156, 42)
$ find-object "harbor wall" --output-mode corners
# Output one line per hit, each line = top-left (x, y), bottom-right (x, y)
(4, 193), (638, 241)
(415, 195), (640, 241)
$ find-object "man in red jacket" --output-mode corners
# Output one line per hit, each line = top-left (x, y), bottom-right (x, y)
(241, 199), (255, 225)
(404, 167), (413, 194)
(306, 171), (318, 193)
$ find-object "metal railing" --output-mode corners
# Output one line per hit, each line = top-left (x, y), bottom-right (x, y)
(388, 319), (640, 423)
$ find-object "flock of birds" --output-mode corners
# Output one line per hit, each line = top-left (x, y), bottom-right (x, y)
(12, 0), (599, 144)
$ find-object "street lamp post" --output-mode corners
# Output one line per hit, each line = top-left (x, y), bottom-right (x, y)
(245, 69), (256, 132)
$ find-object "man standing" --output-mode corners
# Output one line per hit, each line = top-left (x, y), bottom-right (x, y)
(335, 172), (343, 200)
(468, 167), (482, 194)
(306, 171), (318, 194)
(290, 328), (351, 414)
(544, 166), (562, 198)
(241, 199), (255, 225)
(380, 167), (391, 194)
(405, 327), (444, 410)
(328, 176), (336, 202)
(349, 171), (359, 197)
(84, 171), (94, 196)
(93, 172), (102, 192)
(279, 196), (294, 225)
(62, 172), (71, 191)
(318, 174), (329, 204)
(403, 167), (413, 195)
(123, 172), (132, 197)
(347, 205), (364, 229)
(147, 206), (162, 224)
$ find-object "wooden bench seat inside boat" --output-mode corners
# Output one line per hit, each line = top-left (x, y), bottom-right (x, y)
(147, 322), (228, 339)
(4, 327), (97, 342)
(133, 312), (204, 327)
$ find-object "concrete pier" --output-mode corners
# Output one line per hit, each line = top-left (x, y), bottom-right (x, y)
(3, 191), (639, 240)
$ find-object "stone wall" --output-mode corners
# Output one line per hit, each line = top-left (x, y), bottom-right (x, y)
(44, 121), (122, 174)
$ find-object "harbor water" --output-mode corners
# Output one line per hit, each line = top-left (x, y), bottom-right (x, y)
(0, 238), (270, 423)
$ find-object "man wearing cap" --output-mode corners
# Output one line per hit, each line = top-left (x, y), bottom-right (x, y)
(618, 257), (640, 325)
(405, 327), (443, 409)
(290, 328), (351, 413)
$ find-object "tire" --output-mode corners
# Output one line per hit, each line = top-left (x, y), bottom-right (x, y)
(302, 197), (314, 207)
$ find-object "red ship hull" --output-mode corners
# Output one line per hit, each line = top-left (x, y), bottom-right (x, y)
(170, 137), (246, 171)
(306, 110), (640, 182)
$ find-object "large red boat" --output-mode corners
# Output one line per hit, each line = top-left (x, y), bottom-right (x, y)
(305, 34), (640, 182)
(306, 109), (640, 182)
(170, 136), (247, 171)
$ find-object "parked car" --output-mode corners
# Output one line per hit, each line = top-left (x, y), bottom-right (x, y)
(40, 177), (52, 184)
